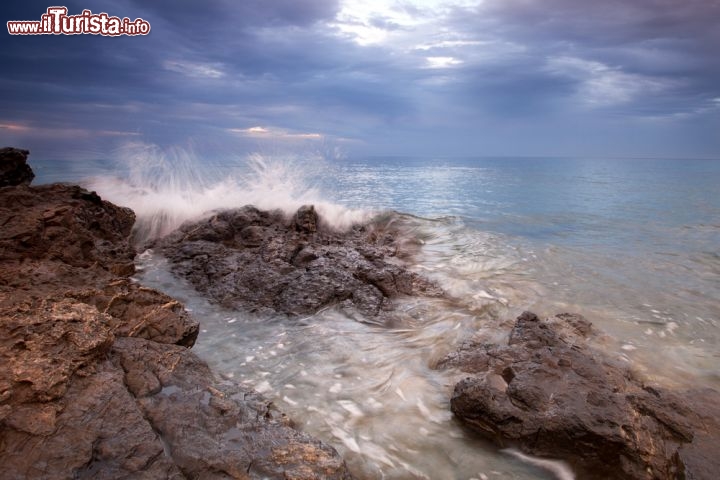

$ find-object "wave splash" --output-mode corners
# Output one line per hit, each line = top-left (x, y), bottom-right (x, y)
(85, 142), (371, 243)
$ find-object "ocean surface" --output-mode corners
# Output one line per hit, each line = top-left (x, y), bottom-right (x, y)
(33, 152), (720, 480)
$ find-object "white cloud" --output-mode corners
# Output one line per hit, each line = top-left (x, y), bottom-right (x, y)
(163, 60), (225, 79)
(414, 40), (483, 51)
(545, 56), (671, 107)
(425, 56), (463, 69)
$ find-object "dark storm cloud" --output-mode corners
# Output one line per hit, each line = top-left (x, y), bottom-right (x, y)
(441, 0), (715, 120)
(127, 0), (339, 31)
(1, 0), (719, 157)
(466, 0), (720, 47)
(0, 1), (316, 149)
(453, 0), (720, 103)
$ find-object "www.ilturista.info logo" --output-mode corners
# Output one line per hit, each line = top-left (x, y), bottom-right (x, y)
(7, 7), (150, 36)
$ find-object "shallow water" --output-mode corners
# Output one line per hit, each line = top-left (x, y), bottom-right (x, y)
(135, 248), (567, 480)
(33, 151), (720, 478)
(324, 157), (720, 388)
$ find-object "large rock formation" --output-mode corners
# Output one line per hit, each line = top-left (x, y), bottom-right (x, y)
(0, 147), (34, 187)
(154, 205), (443, 323)
(441, 311), (720, 479)
(0, 150), (352, 479)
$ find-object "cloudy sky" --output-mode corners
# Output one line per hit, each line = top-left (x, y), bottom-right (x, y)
(1, 0), (719, 159)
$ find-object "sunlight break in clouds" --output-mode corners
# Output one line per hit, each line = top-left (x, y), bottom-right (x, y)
(331, 0), (482, 46)
(425, 56), (463, 69)
(0, 123), (31, 132)
(228, 126), (323, 140)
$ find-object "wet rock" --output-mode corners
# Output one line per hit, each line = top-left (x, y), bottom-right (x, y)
(442, 311), (720, 479)
(0, 291), (351, 479)
(0, 169), (353, 478)
(155, 205), (443, 323)
(114, 337), (352, 480)
(67, 279), (199, 347)
(0, 182), (136, 293)
(0, 147), (34, 187)
(294, 204), (318, 233)
(676, 388), (720, 480)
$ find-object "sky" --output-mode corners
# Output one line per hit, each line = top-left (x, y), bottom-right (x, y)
(1, 0), (719, 159)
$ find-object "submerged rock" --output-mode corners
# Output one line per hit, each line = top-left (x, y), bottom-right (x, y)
(0, 147), (34, 187)
(442, 311), (720, 479)
(0, 152), (352, 479)
(155, 205), (443, 323)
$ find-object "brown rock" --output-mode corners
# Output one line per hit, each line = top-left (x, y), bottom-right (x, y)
(0, 299), (114, 405)
(0, 163), (353, 479)
(0, 183), (136, 298)
(68, 279), (199, 347)
(2, 360), (184, 480)
(442, 311), (720, 479)
(114, 337), (352, 480)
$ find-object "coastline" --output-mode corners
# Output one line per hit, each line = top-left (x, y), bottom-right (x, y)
(2, 147), (719, 479)
(0, 148), (352, 479)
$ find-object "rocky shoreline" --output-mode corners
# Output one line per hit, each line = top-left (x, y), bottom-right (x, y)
(2, 147), (719, 479)
(440, 311), (720, 479)
(0, 148), (351, 479)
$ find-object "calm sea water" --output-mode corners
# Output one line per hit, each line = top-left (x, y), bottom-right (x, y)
(32, 154), (720, 479)
(326, 156), (720, 250)
(326, 157), (720, 385)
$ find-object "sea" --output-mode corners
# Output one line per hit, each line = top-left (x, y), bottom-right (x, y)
(32, 149), (720, 480)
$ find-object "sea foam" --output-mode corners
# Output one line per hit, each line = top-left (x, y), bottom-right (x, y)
(86, 141), (371, 242)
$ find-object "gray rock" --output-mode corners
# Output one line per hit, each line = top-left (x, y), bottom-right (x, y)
(155, 205), (443, 323)
(294, 204), (318, 233)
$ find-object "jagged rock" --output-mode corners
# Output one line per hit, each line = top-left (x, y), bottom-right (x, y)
(442, 311), (720, 479)
(67, 279), (199, 347)
(0, 183), (136, 297)
(0, 167), (353, 479)
(114, 337), (352, 479)
(0, 147), (34, 187)
(154, 205), (443, 323)
(294, 204), (318, 233)
(0, 299), (184, 479)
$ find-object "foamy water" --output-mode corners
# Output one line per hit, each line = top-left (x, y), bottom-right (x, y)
(134, 247), (572, 480)
(32, 146), (720, 479)
(85, 142), (370, 242)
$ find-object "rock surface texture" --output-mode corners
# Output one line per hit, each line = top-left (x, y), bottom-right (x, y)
(0, 150), (352, 479)
(155, 205), (443, 323)
(442, 311), (720, 480)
